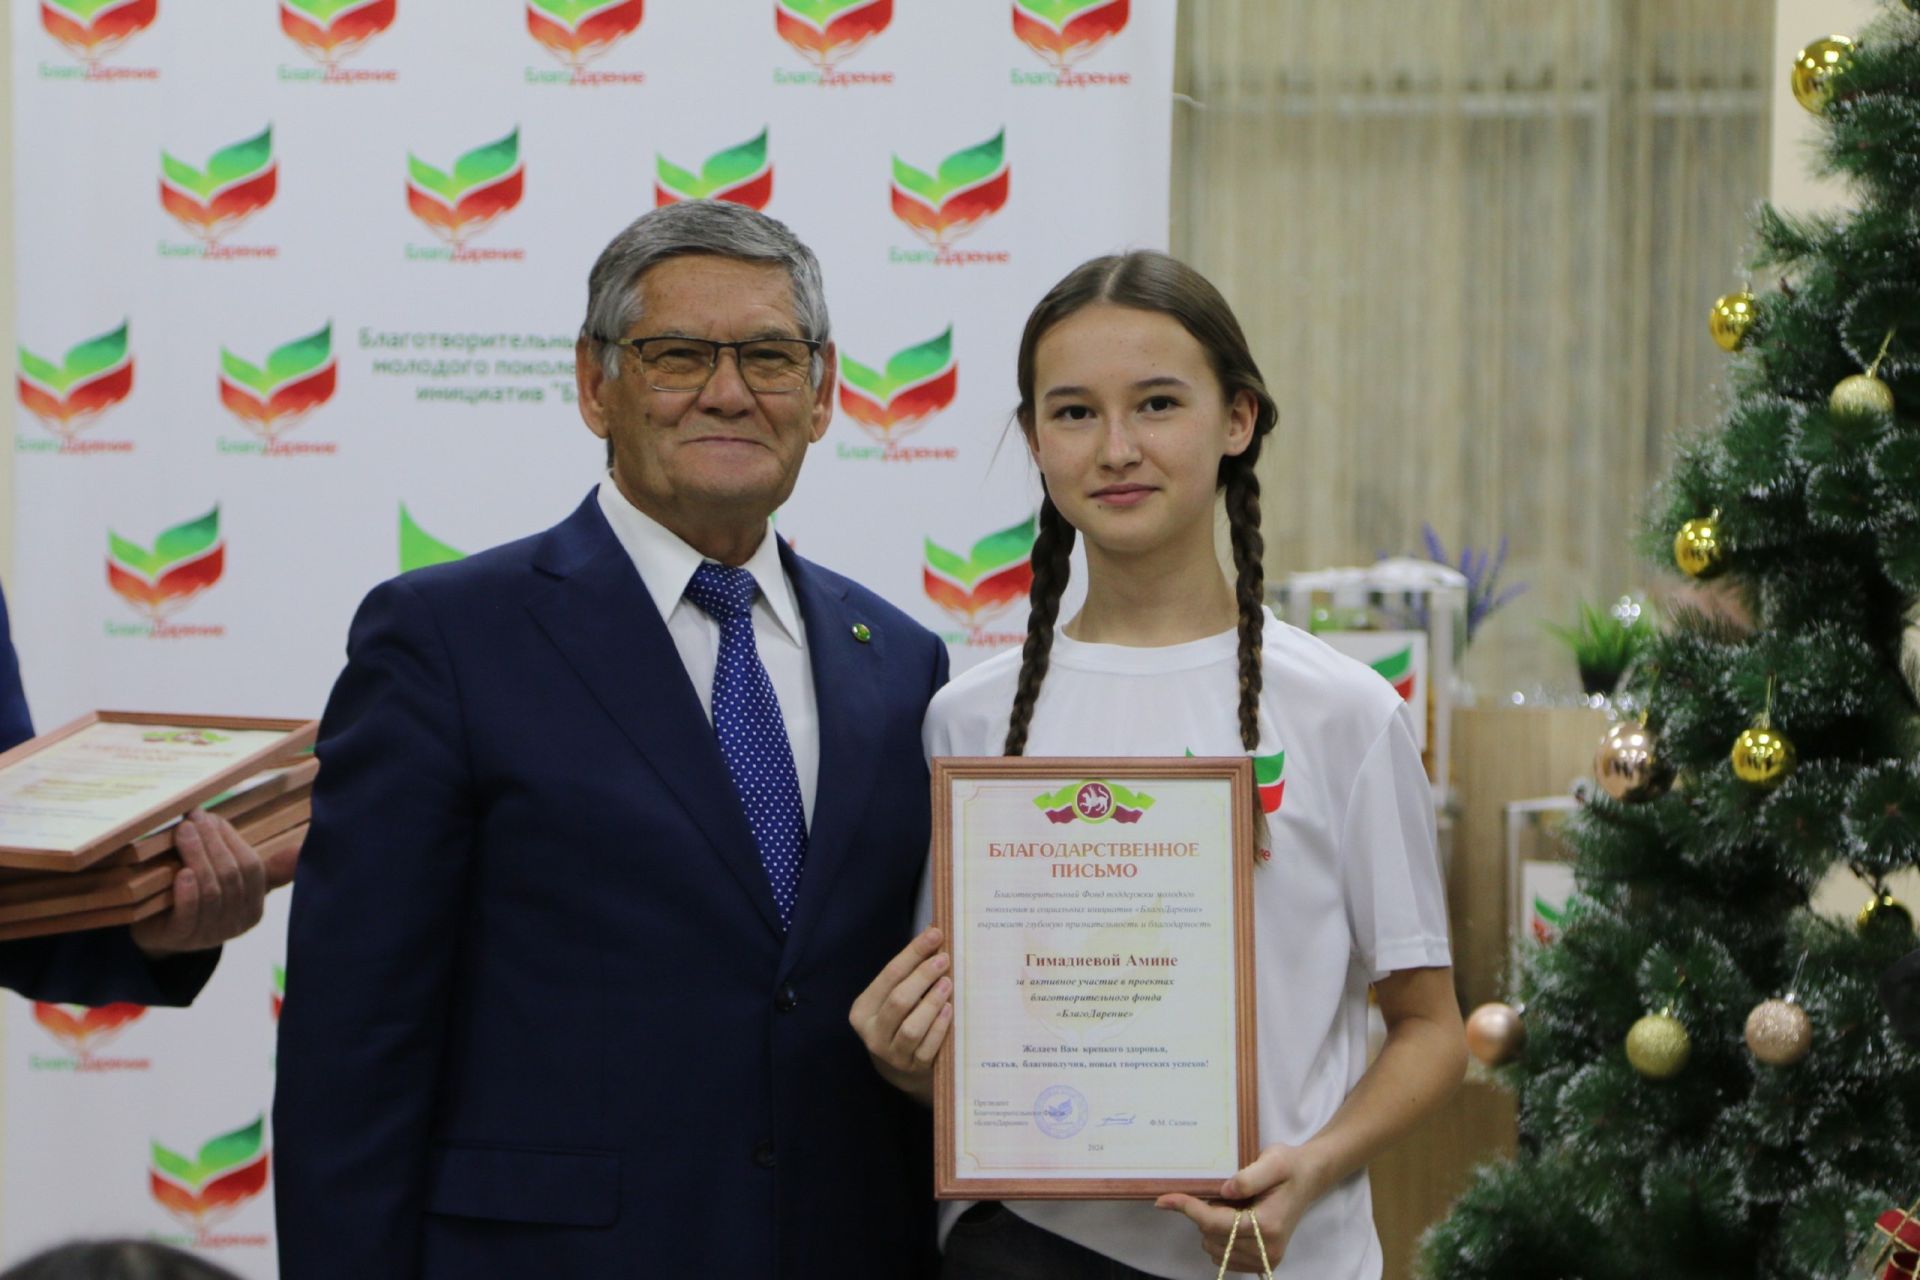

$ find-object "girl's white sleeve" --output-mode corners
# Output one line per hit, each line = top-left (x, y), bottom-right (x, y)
(1340, 702), (1452, 981)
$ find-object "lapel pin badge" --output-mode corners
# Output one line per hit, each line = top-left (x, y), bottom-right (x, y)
(851, 623), (872, 643)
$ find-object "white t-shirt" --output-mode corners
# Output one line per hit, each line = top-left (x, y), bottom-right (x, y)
(917, 609), (1450, 1280)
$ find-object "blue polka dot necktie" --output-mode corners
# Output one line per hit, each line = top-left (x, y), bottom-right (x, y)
(684, 561), (808, 930)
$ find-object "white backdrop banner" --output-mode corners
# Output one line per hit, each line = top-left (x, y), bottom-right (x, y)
(3, 0), (1173, 1269)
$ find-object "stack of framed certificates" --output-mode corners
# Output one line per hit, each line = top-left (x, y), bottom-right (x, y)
(0, 712), (318, 942)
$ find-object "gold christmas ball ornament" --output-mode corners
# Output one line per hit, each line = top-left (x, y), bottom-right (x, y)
(1709, 292), (1758, 353)
(1830, 372), (1896, 417)
(1466, 1002), (1527, 1067)
(1731, 725), (1797, 789)
(1744, 997), (1813, 1067)
(1626, 1010), (1692, 1079)
(1791, 35), (1855, 113)
(1858, 890), (1915, 937)
(1674, 513), (1728, 579)
(1594, 720), (1673, 803)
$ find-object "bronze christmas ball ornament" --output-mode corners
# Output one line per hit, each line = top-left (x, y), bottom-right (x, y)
(1731, 725), (1797, 789)
(1858, 890), (1915, 937)
(1744, 997), (1813, 1067)
(1626, 1010), (1692, 1079)
(1709, 292), (1757, 353)
(1791, 35), (1855, 113)
(1466, 1002), (1527, 1067)
(1594, 720), (1673, 803)
(1674, 514), (1727, 579)
(1830, 372), (1896, 417)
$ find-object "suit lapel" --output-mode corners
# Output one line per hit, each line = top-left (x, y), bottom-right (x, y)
(780, 546), (885, 972)
(525, 497), (784, 939)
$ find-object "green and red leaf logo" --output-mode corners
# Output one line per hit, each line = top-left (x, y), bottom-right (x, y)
(408, 129), (525, 249)
(655, 129), (771, 208)
(891, 129), (1009, 247)
(271, 965), (284, 1020)
(1253, 750), (1285, 814)
(160, 127), (277, 245)
(399, 504), (467, 572)
(108, 507), (224, 623)
(527, 0), (644, 69)
(1035, 780), (1153, 825)
(776, 0), (890, 71)
(1013, 0), (1127, 69)
(17, 322), (133, 439)
(150, 1116), (270, 1233)
(1370, 645), (1416, 702)
(280, 0), (396, 67)
(141, 729), (229, 745)
(32, 1002), (145, 1057)
(40, 0), (156, 64)
(1186, 746), (1287, 815)
(840, 326), (955, 440)
(220, 323), (336, 440)
(1530, 896), (1565, 946)
(924, 517), (1034, 625)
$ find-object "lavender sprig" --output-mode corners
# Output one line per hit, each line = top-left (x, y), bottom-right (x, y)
(1420, 524), (1528, 641)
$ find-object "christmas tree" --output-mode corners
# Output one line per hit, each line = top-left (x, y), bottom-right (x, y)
(1420, 7), (1920, 1278)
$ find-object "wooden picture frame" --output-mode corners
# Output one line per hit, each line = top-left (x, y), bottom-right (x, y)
(0, 712), (317, 872)
(932, 756), (1258, 1200)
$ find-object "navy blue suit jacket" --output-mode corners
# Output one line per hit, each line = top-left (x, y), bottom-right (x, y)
(0, 584), (216, 1006)
(274, 494), (949, 1279)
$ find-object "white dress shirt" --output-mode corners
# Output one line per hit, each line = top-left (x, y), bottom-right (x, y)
(595, 476), (819, 828)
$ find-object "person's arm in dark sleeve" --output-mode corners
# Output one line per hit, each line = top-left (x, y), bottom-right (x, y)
(0, 582), (222, 1007)
(0, 581), (33, 753)
(272, 577), (475, 1280)
(0, 932), (219, 1007)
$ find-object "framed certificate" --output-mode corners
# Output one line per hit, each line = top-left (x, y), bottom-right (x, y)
(0, 711), (317, 872)
(1505, 795), (1580, 956)
(932, 756), (1258, 1200)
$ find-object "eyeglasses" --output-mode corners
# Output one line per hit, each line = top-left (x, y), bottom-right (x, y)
(601, 334), (821, 393)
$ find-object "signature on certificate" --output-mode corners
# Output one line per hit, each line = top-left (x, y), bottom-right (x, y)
(1097, 1113), (1136, 1127)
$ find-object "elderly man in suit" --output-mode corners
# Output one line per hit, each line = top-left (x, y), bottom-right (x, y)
(274, 202), (947, 1278)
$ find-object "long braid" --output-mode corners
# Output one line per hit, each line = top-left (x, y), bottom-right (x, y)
(1003, 494), (1076, 756)
(1225, 460), (1265, 752)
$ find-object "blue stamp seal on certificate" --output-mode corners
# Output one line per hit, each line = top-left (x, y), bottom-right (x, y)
(1033, 1085), (1089, 1139)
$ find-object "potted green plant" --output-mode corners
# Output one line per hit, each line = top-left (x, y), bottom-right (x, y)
(1544, 596), (1654, 696)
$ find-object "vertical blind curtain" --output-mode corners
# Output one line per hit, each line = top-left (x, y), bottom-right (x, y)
(1173, 0), (1772, 694)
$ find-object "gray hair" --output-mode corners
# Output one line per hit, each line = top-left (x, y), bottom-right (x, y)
(581, 202), (830, 380)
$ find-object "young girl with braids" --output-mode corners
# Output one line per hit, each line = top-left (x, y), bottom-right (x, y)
(850, 251), (1465, 1279)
